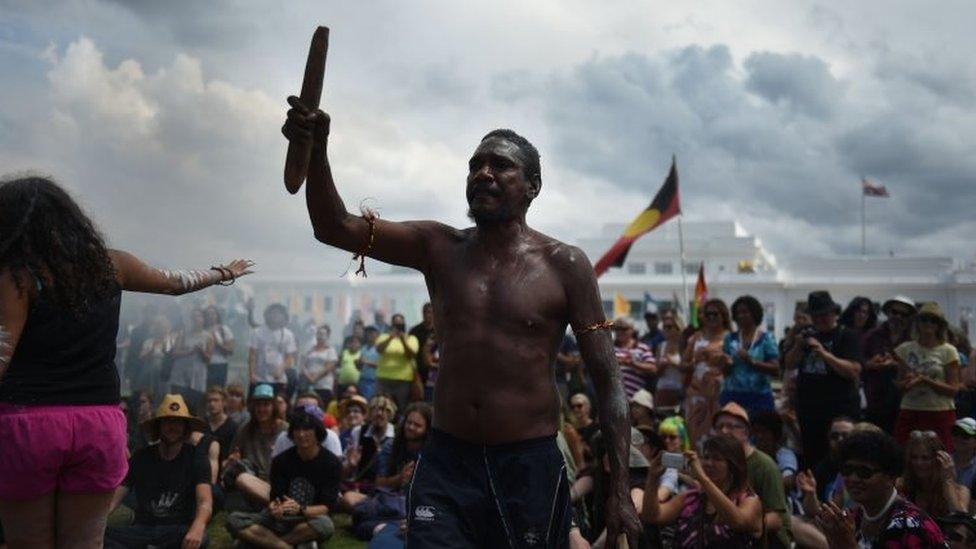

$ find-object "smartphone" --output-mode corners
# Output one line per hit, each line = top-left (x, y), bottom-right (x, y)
(661, 452), (686, 470)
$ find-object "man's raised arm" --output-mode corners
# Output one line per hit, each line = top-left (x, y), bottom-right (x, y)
(282, 96), (438, 272)
(561, 247), (641, 548)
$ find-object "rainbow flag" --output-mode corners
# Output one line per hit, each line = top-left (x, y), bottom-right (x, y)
(594, 158), (681, 277)
(690, 263), (708, 328)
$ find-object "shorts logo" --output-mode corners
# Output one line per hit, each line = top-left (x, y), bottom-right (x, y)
(414, 505), (436, 522)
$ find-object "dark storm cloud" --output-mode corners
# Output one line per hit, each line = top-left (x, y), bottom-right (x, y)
(744, 51), (841, 118)
(523, 41), (975, 257)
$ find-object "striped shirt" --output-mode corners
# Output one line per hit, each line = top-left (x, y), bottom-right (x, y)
(615, 342), (655, 398)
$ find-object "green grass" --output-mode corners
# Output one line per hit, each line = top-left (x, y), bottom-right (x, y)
(109, 507), (367, 548)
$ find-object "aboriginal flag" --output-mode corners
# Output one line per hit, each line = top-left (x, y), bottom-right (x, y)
(593, 158), (681, 277)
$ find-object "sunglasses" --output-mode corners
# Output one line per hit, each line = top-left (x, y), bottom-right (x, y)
(570, 403), (585, 409)
(840, 463), (882, 479)
(886, 309), (911, 318)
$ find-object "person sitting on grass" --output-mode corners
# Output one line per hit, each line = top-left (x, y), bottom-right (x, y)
(226, 407), (342, 548)
(221, 384), (287, 508)
(105, 394), (212, 549)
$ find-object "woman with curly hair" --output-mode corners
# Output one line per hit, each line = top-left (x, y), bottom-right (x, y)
(839, 296), (878, 341)
(0, 176), (253, 548)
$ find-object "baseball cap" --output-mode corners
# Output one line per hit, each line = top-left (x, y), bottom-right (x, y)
(251, 384), (275, 400)
(954, 418), (976, 437)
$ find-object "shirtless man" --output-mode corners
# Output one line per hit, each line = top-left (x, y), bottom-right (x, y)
(282, 97), (640, 548)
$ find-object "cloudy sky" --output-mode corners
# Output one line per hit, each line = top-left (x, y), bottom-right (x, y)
(1, 1), (973, 277)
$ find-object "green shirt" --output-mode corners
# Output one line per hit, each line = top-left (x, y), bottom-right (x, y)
(747, 448), (793, 548)
(338, 349), (361, 385)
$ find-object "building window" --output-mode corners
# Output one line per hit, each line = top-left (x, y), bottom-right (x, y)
(325, 297), (333, 312)
(304, 297), (313, 312)
(654, 262), (673, 275)
(628, 262), (646, 275)
(684, 262), (699, 274)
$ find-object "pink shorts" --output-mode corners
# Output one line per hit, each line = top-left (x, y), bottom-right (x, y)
(0, 403), (128, 501)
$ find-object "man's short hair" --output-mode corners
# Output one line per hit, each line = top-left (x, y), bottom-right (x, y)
(206, 386), (228, 400)
(481, 129), (541, 182)
(297, 391), (324, 407)
(226, 384), (245, 398)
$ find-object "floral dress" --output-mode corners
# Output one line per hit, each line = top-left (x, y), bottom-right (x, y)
(676, 489), (759, 549)
(851, 497), (948, 549)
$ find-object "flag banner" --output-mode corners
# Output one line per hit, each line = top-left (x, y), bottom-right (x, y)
(594, 158), (681, 277)
(862, 177), (890, 197)
(643, 292), (662, 315)
(690, 262), (708, 328)
(613, 292), (632, 318)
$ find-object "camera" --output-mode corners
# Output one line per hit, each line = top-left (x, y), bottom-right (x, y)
(661, 452), (686, 470)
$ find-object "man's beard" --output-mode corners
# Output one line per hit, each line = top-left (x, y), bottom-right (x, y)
(467, 201), (515, 225)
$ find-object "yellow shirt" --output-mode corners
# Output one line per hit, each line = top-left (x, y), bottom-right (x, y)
(895, 341), (959, 411)
(375, 333), (419, 381)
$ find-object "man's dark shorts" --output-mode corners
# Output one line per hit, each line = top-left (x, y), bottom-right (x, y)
(406, 429), (571, 548)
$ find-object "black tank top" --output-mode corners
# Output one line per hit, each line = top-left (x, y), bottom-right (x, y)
(0, 283), (122, 405)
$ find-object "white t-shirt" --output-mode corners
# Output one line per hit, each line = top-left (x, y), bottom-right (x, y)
(210, 325), (235, 365)
(304, 346), (339, 390)
(249, 326), (298, 383)
(271, 428), (342, 459)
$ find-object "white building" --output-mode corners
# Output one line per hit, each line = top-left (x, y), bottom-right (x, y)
(244, 220), (976, 340)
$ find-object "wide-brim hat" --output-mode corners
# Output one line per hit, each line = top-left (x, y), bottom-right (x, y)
(916, 302), (948, 326)
(882, 295), (916, 316)
(143, 394), (207, 439)
(630, 389), (655, 412)
(807, 291), (841, 316)
(338, 395), (369, 418)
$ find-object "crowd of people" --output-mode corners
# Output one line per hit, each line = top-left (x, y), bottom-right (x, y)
(556, 291), (976, 548)
(4, 175), (976, 549)
(95, 287), (976, 548)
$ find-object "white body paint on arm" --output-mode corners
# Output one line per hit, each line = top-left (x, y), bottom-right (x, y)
(159, 269), (214, 293)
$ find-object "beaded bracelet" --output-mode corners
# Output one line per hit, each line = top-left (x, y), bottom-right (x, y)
(573, 319), (614, 337)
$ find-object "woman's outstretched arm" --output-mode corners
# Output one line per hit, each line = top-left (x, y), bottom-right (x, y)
(109, 250), (253, 295)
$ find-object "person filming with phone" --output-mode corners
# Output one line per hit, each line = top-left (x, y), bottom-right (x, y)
(641, 434), (763, 548)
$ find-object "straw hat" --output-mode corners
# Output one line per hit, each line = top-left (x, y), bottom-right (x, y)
(143, 394), (207, 439)
(916, 302), (948, 327)
(338, 395), (369, 418)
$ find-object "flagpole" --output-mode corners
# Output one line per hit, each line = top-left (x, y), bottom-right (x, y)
(678, 215), (690, 317)
(861, 185), (866, 256)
